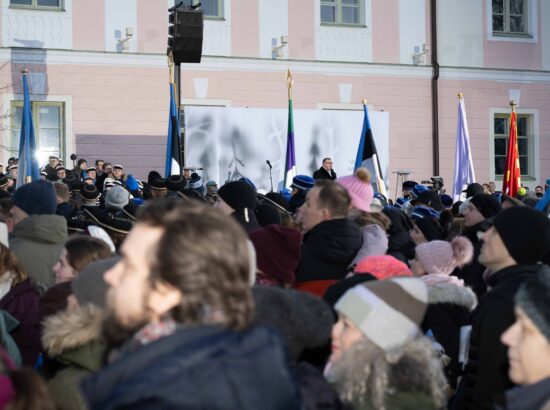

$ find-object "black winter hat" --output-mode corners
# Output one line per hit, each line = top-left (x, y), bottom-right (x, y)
(147, 171), (162, 185)
(255, 202), (282, 227)
(166, 175), (186, 192)
(493, 206), (550, 265)
(402, 180), (418, 191)
(218, 180), (257, 212)
(410, 190), (444, 211)
(81, 184), (100, 200)
(470, 194), (502, 219)
(464, 183), (485, 198)
(415, 216), (447, 241)
(150, 177), (166, 190)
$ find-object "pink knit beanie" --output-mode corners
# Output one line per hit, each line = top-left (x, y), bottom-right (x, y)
(415, 236), (474, 276)
(337, 168), (374, 212)
(354, 255), (413, 280)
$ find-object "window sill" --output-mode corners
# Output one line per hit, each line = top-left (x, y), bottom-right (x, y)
(204, 16), (225, 21)
(495, 176), (536, 182)
(320, 23), (368, 29)
(492, 32), (533, 39)
(9, 5), (65, 11)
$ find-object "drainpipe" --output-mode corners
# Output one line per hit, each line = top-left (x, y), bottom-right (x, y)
(430, 0), (439, 176)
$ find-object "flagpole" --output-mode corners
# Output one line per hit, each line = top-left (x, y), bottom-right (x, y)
(22, 68), (31, 184)
(283, 69), (296, 189)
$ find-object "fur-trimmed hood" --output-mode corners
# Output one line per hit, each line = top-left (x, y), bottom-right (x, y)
(427, 283), (477, 311)
(42, 304), (103, 356)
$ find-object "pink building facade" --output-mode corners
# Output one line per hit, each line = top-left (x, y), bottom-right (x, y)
(1, 0), (549, 192)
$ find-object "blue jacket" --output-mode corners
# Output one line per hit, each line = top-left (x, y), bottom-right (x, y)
(82, 325), (301, 410)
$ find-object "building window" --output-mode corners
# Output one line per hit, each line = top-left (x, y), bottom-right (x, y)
(321, 0), (363, 25)
(10, 101), (65, 165)
(10, 0), (63, 10)
(492, 0), (528, 35)
(198, 0), (223, 19)
(493, 113), (531, 177)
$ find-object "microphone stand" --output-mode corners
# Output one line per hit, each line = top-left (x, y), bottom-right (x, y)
(266, 161), (274, 192)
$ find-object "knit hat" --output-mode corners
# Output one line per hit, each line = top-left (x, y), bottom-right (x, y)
(470, 194), (502, 219)
(410, 205), (440, 220)
(249, 225), (302, 284)
(463, 183), (485, 198)
(493, 206), (550, 265)
(291, 175), (314, 191)
(76, 159), (87, 168)
(80, 184), (100, 201)
(71, 257), (119, 308)
(337, 168), (373, 213)
(335, 278), (428, 351)
(149, 177), (166, 190)
(105, 186), (129, 209)
(413, 216), (447, 241)
(441, 194), (453, 208)
(324, 273), (377, 309)
(354, 255), (413, 280)
(254, 202), (282, 227)
(415, 236), (474, 276)
(12, 180), (57, 216)
(166, 175), (186, 192)
(218, 180), (257, 212)
(189, 173), (203, 192)
(410, 190), (444, 211)
(515, 269), (550, 342)
(147, 171), (162, 185)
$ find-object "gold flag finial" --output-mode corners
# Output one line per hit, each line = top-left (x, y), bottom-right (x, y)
(285, 69), (293, 100)
(21, 68), (28, 75)
(458, 92), (464, 99)
(362, 99), (368, 105)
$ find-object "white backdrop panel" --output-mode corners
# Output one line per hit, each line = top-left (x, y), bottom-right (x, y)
(184, 107), (389, 192)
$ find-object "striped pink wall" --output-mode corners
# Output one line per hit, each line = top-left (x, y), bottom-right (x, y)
(231, 0), (260, 57)
(137, 0), (167, 54)
(372, 0), (400, 64)
(73, 0), (105, 51)
(288, 0), (316, 60)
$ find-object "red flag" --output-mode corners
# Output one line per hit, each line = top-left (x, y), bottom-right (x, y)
(502, 105), (521, 197)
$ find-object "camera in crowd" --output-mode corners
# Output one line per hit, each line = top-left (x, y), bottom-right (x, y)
(421, 176), (445, 195)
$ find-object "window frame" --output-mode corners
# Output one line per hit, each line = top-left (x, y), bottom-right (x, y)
(9, 0), (64, 12)
(490, 109), (539, 184)
(320, 0), (365, 27)
(10, 100), (66, 163)
(195, 0), (224, 20)
(491, 0), (530, 37)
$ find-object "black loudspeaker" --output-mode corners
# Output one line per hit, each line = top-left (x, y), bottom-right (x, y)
(168, 7), (203, 64)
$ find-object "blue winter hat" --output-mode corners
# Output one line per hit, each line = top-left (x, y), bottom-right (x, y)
(402, 180), (418, 191)
(411, 184), (430, 199)
(410, 205), (440, 221)
(393, 197), (410, 209)
(279, 188), (292, 202)
(12, 180), (57, 216)
(239, 177), (257, 191)
(291, 175), (314, 191)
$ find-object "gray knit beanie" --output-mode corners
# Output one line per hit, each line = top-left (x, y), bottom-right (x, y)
(71, 257), (120, 308)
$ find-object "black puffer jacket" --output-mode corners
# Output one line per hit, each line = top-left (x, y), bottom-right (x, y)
(454, 264), (550, 410)
(296, 218), (362, 283)
(421, 283), (477, 389)
(382, 207), (415, 264)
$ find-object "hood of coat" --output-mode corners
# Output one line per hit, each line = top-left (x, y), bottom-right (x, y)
(304, 218), (363, 264)
(427, 283), (477, 311)
(42, 304), (104, 358)
(13, 214), (68, 244)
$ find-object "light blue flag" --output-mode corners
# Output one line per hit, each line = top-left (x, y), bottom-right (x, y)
(452, 96), (476, 201)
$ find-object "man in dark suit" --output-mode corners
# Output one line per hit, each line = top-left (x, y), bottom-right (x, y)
(313, 158), (337, 180)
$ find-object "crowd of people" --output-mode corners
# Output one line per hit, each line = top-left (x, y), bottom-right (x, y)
(0, 154), (549, 410)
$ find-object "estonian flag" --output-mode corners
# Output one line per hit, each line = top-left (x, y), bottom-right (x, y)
(355, 102), (387, 197)
(165, 83), (183, 177)
(16, 70), (40, 189)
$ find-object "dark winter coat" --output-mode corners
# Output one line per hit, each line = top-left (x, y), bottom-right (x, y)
(10, 215), (68, 289)
(297, 362), (343, 410)
(455, 219), (492, 299)
(0, 278), (40, 367)
(68, 205), (106, 233)
(313, 167), (337, 181)
(56, 202), (76, 220)
(455, 263), (550, 410)
(498, 376), (550, 410)
(382, 207), (416, 264)
(82, 325), (301, 410)
(296, 218), (363, 283)
(421, 283), (477, 389)
(42, 305), (106, 410)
